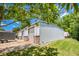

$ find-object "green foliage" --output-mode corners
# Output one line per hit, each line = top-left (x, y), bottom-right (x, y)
(0, 6), (4, 20)
(1, 3), (79, 29)
(29, 4), (59, 24)
(60, 3), (79, 12)
(71, 23), (79, 41)
(2, 46), (58, 56)
(0, 27), (5, 31)
(0, 3), (79, 29)
(0, 3), (59, 28)
(56, 12), (79, 40)
(13, 28), (20, 32)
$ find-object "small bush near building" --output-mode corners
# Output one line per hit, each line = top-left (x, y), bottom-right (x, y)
(2, 46), (58, 56)
(71, 23), (79, 41)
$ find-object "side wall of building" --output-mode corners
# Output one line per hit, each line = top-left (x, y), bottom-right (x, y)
(40, 23), (65, 44)
(28, 26), (40, 44)
(17, 27), (28, 40)
(0, 32), (16, 41)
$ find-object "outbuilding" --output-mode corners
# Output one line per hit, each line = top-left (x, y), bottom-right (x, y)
(0, 31), (16, 43)
(28, 21), (65, 44)
(17, 27), (29, 40)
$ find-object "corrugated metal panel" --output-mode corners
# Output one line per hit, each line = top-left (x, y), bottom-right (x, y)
(27, 22), (65, 44)
(40, 23), (65, 44)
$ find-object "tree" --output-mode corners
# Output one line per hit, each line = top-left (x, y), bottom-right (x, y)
(0, 4), (31, 28)
(0, 27), (5, 31)
(29, 4), (59, 24)
(59, 3), (79, 12)
(0, 3), (79, 31)
(13, 28), (20, 33)
(57, 11), (79, 40)
(0, 3), (59, 30)
(72, 23), (79, 41)
(0, 6), (4, 20)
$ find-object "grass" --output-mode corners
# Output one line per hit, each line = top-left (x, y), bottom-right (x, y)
(46, 38), (79, 56)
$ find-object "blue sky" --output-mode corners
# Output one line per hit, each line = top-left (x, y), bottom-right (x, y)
(24, 4), (30, 11)
(60, 8), (74, 17)
(1, 4), (75, 31)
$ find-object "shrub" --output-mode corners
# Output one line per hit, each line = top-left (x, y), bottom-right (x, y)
(2, 46), (58, 56)
(71, 23), (79, 41)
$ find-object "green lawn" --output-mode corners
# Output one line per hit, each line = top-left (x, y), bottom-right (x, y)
(47, 38), (79, 56)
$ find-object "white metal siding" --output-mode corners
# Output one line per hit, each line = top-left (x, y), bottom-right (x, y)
(28, 28), (34, 43)
(40, 24), (65, 44)
(34, 27), (40, 36)
(23, 30), (28, 36)
(23, 23), (65, 44)
(17, 27), (28, 36)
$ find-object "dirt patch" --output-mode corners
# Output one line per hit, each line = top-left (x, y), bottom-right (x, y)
(0, 39), (32, 53)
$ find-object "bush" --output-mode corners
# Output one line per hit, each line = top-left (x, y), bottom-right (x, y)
(71, 23), (79, 41)
(2, 46), (58, 56)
